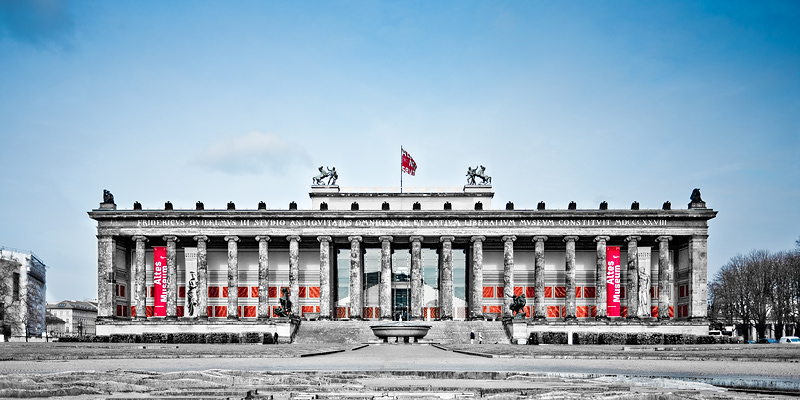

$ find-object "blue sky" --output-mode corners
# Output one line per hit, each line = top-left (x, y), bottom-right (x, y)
(0, 1), (797, 302)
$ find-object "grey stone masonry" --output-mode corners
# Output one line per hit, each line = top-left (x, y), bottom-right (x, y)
(564, 236), (578, 320)
(625, 236), (641, 319)
(97, 235), (115, 318)
(255, 236), (270, 319)
(379, 236), (393, 320)
(470, 236), (485, 320)
(132, 236), (147, 320)
(657, 236), (672, 320)
(287, 235), (301, 316)
(533, 236), (547, 320)
(689, 234), (708, 320)
(316, 236), (331, 320)
(224, 236), (239, 319)
(502, 235), (516, 318)
(194, 235), (209, 320)
(594, 236), (609, 319)
(409, 236), (423, 321)
(348, 236), (363, 320)
(164, 236), (178, 319)
(439, 236), (455, 320)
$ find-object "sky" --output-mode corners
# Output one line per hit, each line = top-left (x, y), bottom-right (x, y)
(0, 1), (798, 303)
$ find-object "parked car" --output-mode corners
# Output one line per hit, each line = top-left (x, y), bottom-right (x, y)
(708, 330), (722, 336)
(757, 338), (778, 344)
(779, 336), (800, 344)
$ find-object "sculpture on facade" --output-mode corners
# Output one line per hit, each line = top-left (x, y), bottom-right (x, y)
(186, 271), (198, 317)
(510, 293), (527, 319)
(102, 189), (115, 204)
(312, 166), (339, 186)
(637, 270), (650, 318)
(274, 287), (293, 317)
(466, 165), (491, 185)
(690, 188), (703, 203)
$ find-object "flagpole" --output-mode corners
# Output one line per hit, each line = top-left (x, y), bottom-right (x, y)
(400, 145), (403, 193)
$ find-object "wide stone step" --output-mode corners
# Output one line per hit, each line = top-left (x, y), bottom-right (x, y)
(293, 320), (510, 344)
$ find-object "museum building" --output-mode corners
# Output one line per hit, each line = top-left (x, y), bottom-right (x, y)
(89, 180), (716, 339)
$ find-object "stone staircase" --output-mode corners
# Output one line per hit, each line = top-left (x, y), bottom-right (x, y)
(293, 320), (510, 344)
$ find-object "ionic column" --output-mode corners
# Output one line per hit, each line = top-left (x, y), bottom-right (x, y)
(533, 236), (547, 320)
(656, 236), (672, 320)
(502, 235), (517, 318)
(255, 236), (270, 319)
(194, 236), (209, 320)
(348, 236), (363, 320)
(439, 236), (455, 320)
(625, 236), (641, 319)
(689, 234), (708, 320)
(594, 236), (610, 319)
(317, 236), (331, 320)
(409, 236), (423, 321)
(564, 236), (579, 320)
(164, 236), (179, 319)
(132, 236), (148, 320)
(470, 236), (486, 320)
(379, 236), (393, 320)
(97, 235), (116, 319)
(224, 236), (239, 319)
(287, 235), (301, 316)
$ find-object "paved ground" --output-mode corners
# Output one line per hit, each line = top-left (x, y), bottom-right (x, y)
(0, 342), (798, 399)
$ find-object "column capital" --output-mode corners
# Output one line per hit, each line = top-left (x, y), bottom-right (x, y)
(470, 235), (486, 243)
(563, 235), (579, 243)
(316, 235), (331, 243)
(348, 235), (363, 243)
(501, 235), (517, 242)
(193, 235), (209, 243)
(625, 235), (641, 243)
(224, 235), (239, 242)
(532, 235), (548, 242)
(132, 235), (148, 243)
(409, 235), (424, 243)
(378, 235), (393, 243)
(656, 236), (673, 243)
(594, 235), (610, 243)
(286, 235), (301, 242)
(439, 235), (455, 243)
(255, 235), (271, 242)
(162, 235), (178, 242)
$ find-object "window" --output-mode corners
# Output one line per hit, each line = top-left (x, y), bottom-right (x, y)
(12, 272), (20, 299)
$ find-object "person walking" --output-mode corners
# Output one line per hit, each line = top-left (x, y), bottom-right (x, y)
(478, 332), (483, 344)
(470, 330), (475, 344)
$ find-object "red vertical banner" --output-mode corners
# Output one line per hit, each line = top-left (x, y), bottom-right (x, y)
(606, 246), (621, 317)
(153, 246), (167, 317)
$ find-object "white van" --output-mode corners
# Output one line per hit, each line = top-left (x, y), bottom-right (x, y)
(779, 336), (800, 344)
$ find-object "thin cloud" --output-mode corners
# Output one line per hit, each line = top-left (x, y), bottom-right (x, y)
(193, 131), (312, 174)
(0, 0), (75, 51)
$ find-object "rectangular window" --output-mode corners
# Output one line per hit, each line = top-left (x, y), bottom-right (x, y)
(13, 272), (20, 299)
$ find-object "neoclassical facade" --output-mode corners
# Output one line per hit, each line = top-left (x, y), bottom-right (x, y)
(89, 185), (716, 337)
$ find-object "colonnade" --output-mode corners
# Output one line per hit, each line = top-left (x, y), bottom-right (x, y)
(96, 233), (708, 322)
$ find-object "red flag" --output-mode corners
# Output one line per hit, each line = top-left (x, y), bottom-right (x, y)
(401, 149), (417, 176)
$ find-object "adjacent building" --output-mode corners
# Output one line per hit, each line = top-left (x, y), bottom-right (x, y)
(0, 248), (47, 341)
(46, 300), (98, 336)
(89, 176), (716, 339)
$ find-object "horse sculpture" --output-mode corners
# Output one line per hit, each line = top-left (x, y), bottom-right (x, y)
(313, 166), (338, 186)
(466, 165), (491, 185)
(510, 293), (527, 319)
(274, 287), (292, 317)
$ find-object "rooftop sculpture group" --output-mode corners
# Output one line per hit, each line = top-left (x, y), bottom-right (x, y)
(312, 166), (338, 186)
(466, 165), (491, 185)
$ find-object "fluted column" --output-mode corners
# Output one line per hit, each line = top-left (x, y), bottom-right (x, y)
(317, 236), (332, 320)
(225, 236), (239, 319)
(409, 236), (423, 321)
(625, 236), (641, 319)
(194, 236), (209, 320)
(164, 236), (179, 319)
(502, 235), (516, 318)
(439, 236), (455, 320)
(564, 236), (579, 320)
(470, 236), (486, 320)
(533, 236), (547, 320)
(378, 236), (393, 320)
(594, 236), (610, 319)
(656, 236), (672, 320)
(348, 236), (363, 320)
(689, 234), (708, 320)
(256, 236), (270, 319)
(287, 235), (301, 316)
(97, 235), (115, 319)
(132, 236), (147, 320)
